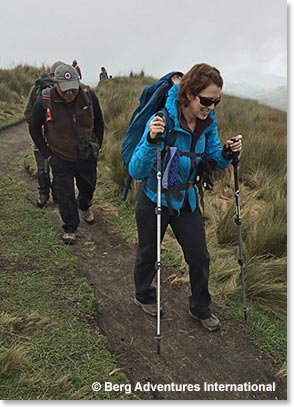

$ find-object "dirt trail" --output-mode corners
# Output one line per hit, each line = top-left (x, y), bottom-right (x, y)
(0, 123), (287, 400)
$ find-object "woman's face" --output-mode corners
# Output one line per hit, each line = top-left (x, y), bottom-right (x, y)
(187, 83), (222, 120)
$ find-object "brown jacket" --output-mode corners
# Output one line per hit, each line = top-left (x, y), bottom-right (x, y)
(45, 87), (94, 160)
(29, 86), (104, 161)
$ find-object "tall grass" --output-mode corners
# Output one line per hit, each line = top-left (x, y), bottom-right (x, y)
(217, 95), (286, 187)
(95, 76), (287, 319)
(96, 77), (155, 193)
(0, 64), (45, 101)
(0, 64), (46, 128)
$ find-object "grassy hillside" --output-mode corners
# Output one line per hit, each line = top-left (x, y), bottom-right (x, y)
(0, 65), (44, 129)
(0, 66), (287, 373)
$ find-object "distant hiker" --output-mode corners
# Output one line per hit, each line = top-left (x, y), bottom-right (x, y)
(99, 66), (108, 81)
(24, 61), (64, 207)
(29, 64), (104, 245)
(72, 59), (82, 79)
(128, 63), (242, 331)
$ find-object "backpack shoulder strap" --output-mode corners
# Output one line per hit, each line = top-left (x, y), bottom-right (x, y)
(80, 84), (93, 106)
(41, 87), (52, 109)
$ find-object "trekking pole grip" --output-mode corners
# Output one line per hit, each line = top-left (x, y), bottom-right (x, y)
(155, 112), (165, 144)
(230, 137), (240, 165)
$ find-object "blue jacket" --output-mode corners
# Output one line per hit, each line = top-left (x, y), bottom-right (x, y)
(128, 84), (231, 212)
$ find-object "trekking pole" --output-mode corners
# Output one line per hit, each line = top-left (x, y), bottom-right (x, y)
(231, 138), (248, 320)
(155, 112), (164, 354)
(121, 175), (132, 201)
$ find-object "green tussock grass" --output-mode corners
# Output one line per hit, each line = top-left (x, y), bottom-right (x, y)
(0, 176), (137, 400)
(0, 66), (286, 383)
(0, 64), (46, 129)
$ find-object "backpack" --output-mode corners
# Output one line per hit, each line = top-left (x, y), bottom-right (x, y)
(121, 71), (183, 200)
(100, 72), (108, 80)
(35, 74), (54, 96)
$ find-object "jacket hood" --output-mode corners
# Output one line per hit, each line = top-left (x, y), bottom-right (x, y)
(165, 84), (181, 128)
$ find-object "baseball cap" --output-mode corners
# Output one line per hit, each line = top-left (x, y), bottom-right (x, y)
(54, 64), (80, 91)
(49, 60), (65, 75)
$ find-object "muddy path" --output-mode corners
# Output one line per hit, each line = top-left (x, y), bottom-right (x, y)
(0, 123), (286, 400)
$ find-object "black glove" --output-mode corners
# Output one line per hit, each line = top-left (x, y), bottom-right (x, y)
(222, 143), (233, 160)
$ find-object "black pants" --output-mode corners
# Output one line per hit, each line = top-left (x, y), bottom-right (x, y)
(34, 149), (50, 196)
(50, 155), (97, 233)
(34, 148), (57, 199)
(134, 187), (211, 319)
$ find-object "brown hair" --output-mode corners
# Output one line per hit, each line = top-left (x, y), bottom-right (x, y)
(178, 63), (223, 107)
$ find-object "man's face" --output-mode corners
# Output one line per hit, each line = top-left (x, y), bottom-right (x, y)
(55, 83), (79, 102)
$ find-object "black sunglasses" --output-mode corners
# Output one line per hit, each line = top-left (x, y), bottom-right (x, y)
(194, 92), (222, 107)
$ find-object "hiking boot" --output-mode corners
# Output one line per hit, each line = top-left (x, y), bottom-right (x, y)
(81, 207), (95, 224)
(37, 193), (49, 208)
(62, 232), (77, 245)
(134, 298), (163, 317)
(189, 310), (221, 332)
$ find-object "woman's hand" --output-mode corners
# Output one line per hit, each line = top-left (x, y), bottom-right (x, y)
(225, 134), (242, 153)
(149, 116), (165, 139)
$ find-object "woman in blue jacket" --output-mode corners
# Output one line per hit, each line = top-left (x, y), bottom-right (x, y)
(128, 63), (242, 331)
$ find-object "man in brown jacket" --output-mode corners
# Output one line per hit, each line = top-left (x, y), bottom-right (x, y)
(29, 64), (104, 244)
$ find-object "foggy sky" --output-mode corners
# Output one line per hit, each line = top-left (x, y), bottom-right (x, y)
(0, 0), (287, 88)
